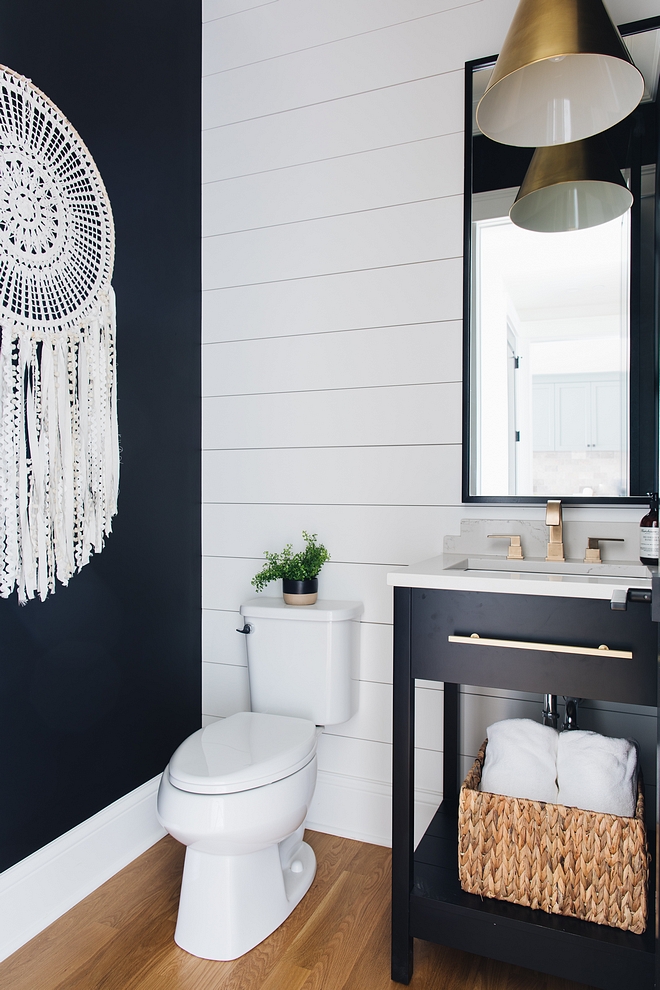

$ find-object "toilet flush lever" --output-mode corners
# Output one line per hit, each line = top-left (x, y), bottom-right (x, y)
(236, 623), (253, 634)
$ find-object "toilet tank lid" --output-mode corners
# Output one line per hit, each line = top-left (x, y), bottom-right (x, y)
(168, 712), (318, 794)
(240, 598), (363, 621)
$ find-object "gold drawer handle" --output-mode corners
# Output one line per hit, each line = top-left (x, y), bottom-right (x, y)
(448, 634), (632, 660)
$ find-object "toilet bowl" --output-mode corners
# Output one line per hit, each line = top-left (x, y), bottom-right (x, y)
(158, 598), (363, 961)
(157, 711), (319, 960)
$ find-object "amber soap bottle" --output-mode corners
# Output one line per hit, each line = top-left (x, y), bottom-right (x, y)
(640, 492), (659, 565)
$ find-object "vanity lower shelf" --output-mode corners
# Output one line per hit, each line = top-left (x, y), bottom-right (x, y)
(411, 801), (655, 990)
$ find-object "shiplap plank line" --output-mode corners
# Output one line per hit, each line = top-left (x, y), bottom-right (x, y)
(202, 198), (462, 289)
(356, 621), (392, 685)
(203, 608), (249, 667)
(202, 195), (450, 238)
(202, 323), (462, 397)
(202, 134), (463, 236)
(316, 734), (391, 787)
(202, 503), (462, 566)
(202, 76), (464, 181)
(201, 5), (515, 129)
(316, 735), (445, 798)
(322, 680), (393, 745)
(202, 661), (251, 716)
(203, 0), (278, 23)
(202, 445), (463, 505)
(204, 133), (461, 185)
(203, 0), (482, 73)
(202, 259), (462, 344)
(202, 382), (461, 449)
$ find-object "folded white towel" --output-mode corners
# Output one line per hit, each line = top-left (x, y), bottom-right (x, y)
(480, 718), (559, 804)
(556, 730), (638, 817)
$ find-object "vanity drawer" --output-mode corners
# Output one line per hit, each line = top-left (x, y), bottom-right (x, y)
(411, 589), (656, 706)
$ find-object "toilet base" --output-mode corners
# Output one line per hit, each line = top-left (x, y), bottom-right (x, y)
(174, 836), (316, 960)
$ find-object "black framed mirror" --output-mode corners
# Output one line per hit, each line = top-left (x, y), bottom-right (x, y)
(463, 15), (660, 505)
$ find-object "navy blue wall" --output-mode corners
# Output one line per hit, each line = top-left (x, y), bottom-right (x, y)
(0, 0), (201, 871)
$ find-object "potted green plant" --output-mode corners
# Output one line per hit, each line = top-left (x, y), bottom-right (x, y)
(251, 531), (330, 605)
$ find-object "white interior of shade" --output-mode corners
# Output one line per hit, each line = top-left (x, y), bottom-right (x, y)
(510, 179), (633, 232)
(477, 54), (644, 147)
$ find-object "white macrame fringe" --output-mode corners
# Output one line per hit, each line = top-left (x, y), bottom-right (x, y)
(0, 289), (119, 603)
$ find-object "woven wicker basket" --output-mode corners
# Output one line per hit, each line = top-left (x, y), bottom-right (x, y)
(458, 741), (648, 934)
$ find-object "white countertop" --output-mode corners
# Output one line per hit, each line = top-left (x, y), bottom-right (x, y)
(387, 553), (653, 600)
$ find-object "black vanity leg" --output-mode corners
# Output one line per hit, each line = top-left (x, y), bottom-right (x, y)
(392, 586), (414, 984)
(656, 620), (660, 989)
(443, 682), (461, 802)
(653, 573), (660, 990)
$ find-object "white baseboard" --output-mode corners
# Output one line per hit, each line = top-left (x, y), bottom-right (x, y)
(0, 775), (166, 963)
(306, 770), (441, 849)
(0, 767), (437, 962)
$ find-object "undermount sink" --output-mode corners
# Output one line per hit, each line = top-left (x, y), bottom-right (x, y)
(446, 556), (651, 579)
(387, 551), (653, 601)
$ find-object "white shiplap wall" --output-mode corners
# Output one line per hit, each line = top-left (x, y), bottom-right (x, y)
(201, 0), (659, 845)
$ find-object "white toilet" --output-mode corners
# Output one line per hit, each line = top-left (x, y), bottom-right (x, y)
(157, 597), (362, 961)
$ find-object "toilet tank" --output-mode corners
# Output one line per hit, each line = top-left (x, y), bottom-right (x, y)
(239, 598), (363, 725)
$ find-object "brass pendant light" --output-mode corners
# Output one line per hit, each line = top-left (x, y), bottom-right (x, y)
(509, 133), (632, 232)
(476, 0), (644, 148)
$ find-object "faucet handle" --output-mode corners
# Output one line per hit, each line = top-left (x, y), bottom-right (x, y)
(584, 537), (625, 564)
(487, 534), (524, 560)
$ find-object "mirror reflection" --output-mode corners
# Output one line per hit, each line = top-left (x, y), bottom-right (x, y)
(466, 23), (660, 502)
(473, 185), (631, 497)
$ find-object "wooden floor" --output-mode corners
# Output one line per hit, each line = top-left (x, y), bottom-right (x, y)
(0, 831), (597, 990)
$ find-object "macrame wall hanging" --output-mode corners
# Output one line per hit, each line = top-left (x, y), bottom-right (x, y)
(0, 66), (118, 603)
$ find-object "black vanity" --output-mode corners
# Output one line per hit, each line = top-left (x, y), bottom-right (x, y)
(390, 566), (659, 990)
(391, 14), (660, 985)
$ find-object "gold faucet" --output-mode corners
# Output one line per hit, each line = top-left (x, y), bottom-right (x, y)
(545, 499), (564, 562)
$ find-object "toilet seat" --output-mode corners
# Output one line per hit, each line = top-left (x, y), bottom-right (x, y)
(168, 711), (318, 795)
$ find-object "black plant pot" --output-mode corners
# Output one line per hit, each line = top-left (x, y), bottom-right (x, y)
(282, 578), (318, 605)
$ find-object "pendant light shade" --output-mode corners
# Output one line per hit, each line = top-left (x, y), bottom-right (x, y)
(476, 0), (644, 148)
(509, 134), (632, 232)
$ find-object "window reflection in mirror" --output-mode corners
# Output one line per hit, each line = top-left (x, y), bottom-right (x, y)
(465, 21), (660, 503)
